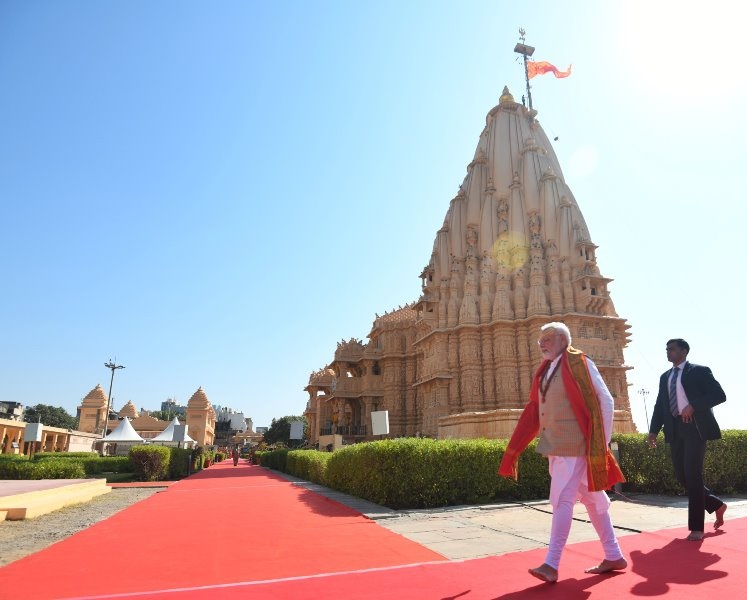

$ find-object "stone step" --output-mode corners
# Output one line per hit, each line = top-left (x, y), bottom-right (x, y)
(0, 479), (111, 520)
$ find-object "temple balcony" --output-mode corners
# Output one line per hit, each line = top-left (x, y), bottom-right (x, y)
(332, 376), (383, 397)
(578, 289), (611, 315)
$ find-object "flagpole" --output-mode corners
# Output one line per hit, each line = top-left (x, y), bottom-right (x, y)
(514, 28), (535, 110)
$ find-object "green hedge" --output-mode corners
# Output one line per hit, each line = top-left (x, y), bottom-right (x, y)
(34, 452), (99, 460)
(27, 453), (131, 475)
(258, 431), (747, 510)
(613, 430), (747, 495)
(285, 450), (332, 485)
(0, 458), (86, 479)
(0, 454), (30, 462)
(323, 438), (549, 509)
(260, 438), (550, 509)
(80, 456), (132, 475)
(169, 448), (192, 480)
(0, 446), (192, 481)
(129, 446), (171, 481)
(256, 448), (288, 471)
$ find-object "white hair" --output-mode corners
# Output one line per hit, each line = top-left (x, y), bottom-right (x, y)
(540, 322), (572, 346)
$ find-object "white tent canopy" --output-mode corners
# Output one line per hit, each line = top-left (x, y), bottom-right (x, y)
(151, 417), (195, 443)
(102, 416), (145, 442)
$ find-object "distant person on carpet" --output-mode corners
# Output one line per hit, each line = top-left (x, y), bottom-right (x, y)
(232, 447), (239, 467)
(498, 322), (627, 583)
(647, 338), (727, 541)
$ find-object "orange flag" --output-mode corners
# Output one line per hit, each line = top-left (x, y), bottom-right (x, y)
(527, 61), (572, 79)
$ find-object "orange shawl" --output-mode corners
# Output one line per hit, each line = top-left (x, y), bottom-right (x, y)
(498, 346), (624, 492)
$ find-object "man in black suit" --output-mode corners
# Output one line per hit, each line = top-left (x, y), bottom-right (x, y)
(648, 338), (727, 541)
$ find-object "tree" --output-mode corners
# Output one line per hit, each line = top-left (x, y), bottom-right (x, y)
(23, 404), (78, 429)
(263, 415), (306, 446)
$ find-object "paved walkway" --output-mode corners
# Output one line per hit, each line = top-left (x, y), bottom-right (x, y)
(273, 470), (747, 560)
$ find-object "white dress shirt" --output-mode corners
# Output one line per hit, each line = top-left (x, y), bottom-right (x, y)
(669, 360), (690, 414)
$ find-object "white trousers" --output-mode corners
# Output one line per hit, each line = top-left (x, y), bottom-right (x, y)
(544, 455), (624, 570)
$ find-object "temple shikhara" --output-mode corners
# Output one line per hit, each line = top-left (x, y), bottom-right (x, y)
(304, 77), (636, 446)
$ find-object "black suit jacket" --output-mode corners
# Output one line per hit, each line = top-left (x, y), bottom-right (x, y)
(649, 361), (726, 442)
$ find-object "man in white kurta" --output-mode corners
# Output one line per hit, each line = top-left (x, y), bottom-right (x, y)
(499, 322), (627, 583)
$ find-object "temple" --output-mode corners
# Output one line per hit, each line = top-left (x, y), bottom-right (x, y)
(304, 86), (636, 446)
(77, 384), (217, 446)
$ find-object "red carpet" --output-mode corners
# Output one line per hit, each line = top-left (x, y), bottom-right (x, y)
(0, 462), (441, 599)
(1, 461), (744, 600)
(70, 520), (747, 600)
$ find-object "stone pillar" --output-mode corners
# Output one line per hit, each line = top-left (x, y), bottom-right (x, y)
(459, 329), (482, 412)
(492, 270), (514, 320)
(512, 268), (527, 318)
(447, 281), (460, 327)
(382, 360), (401, 436)
(438, 280), (448, 328)
(516, 326), (534, 403)
(405, 356), (417, 434)
(447, 332), (460, 413)
(362, 398), (373, 437)
(547, 244), (563, 314)
(493, 328), (521, 407)
(479, 258), (493, 324)
(480, 327), (495, 410)
(561, 260), (575, 312)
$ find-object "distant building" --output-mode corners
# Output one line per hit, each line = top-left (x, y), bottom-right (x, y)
(160, 398), (186, 416)
(215, 408), (248, 432)
(0, 417), (99, 455)
(0, 401), (24, 421)
(214, 407), (260, 447)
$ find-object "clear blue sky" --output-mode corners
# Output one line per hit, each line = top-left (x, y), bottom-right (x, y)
(1, 1), (744, 432)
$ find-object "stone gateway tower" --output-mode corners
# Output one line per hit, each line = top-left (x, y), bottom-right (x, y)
(305, 88), (636, 446)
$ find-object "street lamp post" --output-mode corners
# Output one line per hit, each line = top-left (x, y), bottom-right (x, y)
(638, 388), (650, 431)
(103, 360), (125, 437)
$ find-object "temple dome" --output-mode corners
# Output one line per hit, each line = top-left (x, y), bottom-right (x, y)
(498, 85), (515, 106)
(118, 400), (139, 419)
(81, 384), (107, 408)
(187, 387), (212, 410)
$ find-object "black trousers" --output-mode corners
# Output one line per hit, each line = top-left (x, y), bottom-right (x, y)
(670, 418), (723, 532)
